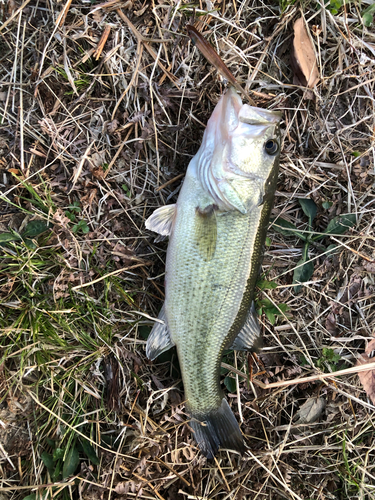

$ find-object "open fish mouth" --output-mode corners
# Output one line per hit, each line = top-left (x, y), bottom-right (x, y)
(212, 85), (281, 128)
(239, 104), (282, 126)
(204, 86), (281, 145)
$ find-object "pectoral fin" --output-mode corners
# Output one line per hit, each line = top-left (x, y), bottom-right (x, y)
(230, 303), (262, 352)
(145, 204), (176, 236)
(194, 204), (218, 261)
(146, 305), (175, 360)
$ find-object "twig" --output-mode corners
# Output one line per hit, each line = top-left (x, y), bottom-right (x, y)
(156, 173), (184, 192)
(19, 21), (26, 175)
(246, 449), (304, 500)
(71, 262), (151, 291)
(0, 0), (32, 32)
(132, 472), (166, 500)
(116, 9), (179, 88)
(28, 391), (138, 459)
(111, 41), (143, 120)
(70, 140), (94, 191)
(103, 124), (134, 178)
(0, 480), (75, 492)
(63, 33), (78, 96)
(94, 24), (111, 60)
(155, 457), (191, 487)
(186, 24), (254, 105)
(224, 361), (375, 390)
(56, 0), (73, 27)
(214, 457), (230, 491)
(0, 441), (15, 469)
(330, 236), (374, 263)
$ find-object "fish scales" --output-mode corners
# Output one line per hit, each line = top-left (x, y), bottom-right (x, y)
(167, 177), (263, 411)
(146, 87), (281, 457)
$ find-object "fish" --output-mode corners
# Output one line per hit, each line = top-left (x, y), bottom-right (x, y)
(145, 86), (281, 458)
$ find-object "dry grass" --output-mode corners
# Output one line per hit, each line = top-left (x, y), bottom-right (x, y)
(0, 0), (375, 499)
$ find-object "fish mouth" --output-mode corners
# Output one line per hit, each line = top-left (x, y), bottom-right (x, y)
(239, 105), (282, 126)
(221, 86), (281, 126)
(207, 87), (281, 143)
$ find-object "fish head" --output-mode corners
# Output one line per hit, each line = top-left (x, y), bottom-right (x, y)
(229, 100), (281, 178)
(196, 87), (281, 213)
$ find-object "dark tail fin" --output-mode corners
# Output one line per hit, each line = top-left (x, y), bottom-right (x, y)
(189, 398), (245, 458)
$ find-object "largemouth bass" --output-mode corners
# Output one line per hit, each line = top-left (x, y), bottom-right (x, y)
(145, 87), (281, 458)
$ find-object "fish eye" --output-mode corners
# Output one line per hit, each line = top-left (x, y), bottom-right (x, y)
(265, 139), (279, 155)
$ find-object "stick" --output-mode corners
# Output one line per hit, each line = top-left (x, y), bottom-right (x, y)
(116, 10), (179, 88)
(93, 24), (111, 60)
(221, 361), (375, 390)
(71, 262), (151, 291)
(0, 0), (32, 32)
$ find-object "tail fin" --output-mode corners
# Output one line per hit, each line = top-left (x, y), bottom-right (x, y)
(189, 398), (245, 458)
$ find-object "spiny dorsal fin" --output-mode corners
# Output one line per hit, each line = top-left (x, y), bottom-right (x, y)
(230, 303), (262, 352)
(146, 304), (175, 360)
(145, 204), (176, 236)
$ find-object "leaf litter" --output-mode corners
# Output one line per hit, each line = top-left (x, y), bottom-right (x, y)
(0, 0), (375, 499)
(295, 397), (326, 425)
(357, 339), (375, 405)
(291, 17), (320, 92)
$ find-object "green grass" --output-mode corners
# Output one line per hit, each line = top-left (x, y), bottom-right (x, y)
(1, 0), (375, 497)
(0, 193), (140, 498)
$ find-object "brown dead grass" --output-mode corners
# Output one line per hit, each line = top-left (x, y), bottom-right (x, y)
(0, 0), (375, 499)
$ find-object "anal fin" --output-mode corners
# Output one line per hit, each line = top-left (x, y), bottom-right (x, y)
(146, 304), (175, 360)
(145, 204), (176, 236)
(230, 303), (262, 353)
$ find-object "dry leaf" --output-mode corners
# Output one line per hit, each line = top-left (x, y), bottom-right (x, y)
(134, 4), (148, 16)
(80, 188), (97, 209)
(107, 119), (119, 133)
(91, 166), (105, 180)
(8, 168), (21, 175)
(339, 275), (362, 305)
(114, 482), (128, 495)
(186, 25), (237, 86)
(364, 262), (375, 273)
(325, 312), (338, 336)
(325, 275), (363, 335)
(91, 9), (103, 23)
(8, 0), (17, 16)
(357, 339), (375, 404)
(295, 397), (326, 424)
(186, 25), (253, 103)
(91, 151), (106, 168)
(291, 17), (319, 89)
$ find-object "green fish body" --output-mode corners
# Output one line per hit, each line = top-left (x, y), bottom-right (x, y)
(146, 87), (281, 457)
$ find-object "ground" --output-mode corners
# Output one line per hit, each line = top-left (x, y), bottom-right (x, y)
(0, 0), (375, 499)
